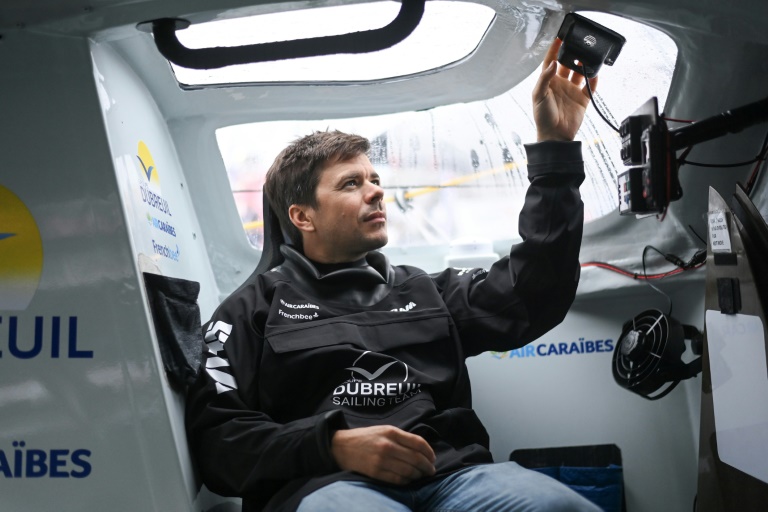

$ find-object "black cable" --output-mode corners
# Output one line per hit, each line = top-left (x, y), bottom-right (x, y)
(643, 245), (674, 316)
(677, 146), (693, 164)
(582, 64), (619, 133)
(685, 225), (708, 268)
(680, 126), (768, 168)
(687, 224), (707, 246)
(745, 128), (768, 195)
(582, 246), (706, 279)
(747, 157), (767, 196)
(687, 249), (707, 268)
(644, 245), (681, 268)
(680, 156), (764, 168)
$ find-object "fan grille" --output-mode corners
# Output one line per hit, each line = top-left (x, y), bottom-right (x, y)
(613, 309), (669, 390)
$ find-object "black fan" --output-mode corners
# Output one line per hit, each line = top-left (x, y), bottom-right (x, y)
(613, 309), (702, 400)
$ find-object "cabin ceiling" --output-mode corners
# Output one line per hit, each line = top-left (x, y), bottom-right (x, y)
(2, 0), (766, 45)
(2, 0), (767, 293)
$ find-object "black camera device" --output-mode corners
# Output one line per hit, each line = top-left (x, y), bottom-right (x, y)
(556, 13), (626, 78)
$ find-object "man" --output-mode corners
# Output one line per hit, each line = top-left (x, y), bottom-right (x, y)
(186, 39), (602, 512)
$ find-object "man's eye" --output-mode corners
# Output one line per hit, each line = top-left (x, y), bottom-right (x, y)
(372, 179), (381, 186)
(344, 179), (357, 187)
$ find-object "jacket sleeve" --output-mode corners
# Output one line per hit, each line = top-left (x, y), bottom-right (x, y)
(184, 288), (347, 498)
(432, 141), (585, 357)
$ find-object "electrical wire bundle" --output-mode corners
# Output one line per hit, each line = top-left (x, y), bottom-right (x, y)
(581, 244), (707, 316)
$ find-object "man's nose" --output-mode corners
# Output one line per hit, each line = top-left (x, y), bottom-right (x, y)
(365, 180), (385, 203)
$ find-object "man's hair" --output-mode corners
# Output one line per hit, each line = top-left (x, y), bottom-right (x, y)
(264, 130), (370, 249)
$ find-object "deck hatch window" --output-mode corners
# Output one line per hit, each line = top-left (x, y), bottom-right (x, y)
(169, 1), (495, 85)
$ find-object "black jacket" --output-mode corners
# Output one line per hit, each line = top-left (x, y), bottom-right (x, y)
(185, 141), (585, 511)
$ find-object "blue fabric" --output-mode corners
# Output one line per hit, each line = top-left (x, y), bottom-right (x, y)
(529, 466), (559, 479)
(297, 461), (602, 512)
(531, 465), (623, 512)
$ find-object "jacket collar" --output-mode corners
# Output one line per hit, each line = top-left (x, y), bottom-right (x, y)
(276, 245), (395, 307)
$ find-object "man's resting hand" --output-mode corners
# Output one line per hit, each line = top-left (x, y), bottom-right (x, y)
(331, 425), (436, 485)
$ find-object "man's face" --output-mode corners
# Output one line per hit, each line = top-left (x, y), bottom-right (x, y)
(297, 153), (387, 263)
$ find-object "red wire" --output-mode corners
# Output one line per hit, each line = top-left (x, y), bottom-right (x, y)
(580, 261), (705, 280)
(662, 117), (694, 123)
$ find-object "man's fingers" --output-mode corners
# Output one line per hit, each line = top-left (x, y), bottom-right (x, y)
(331, 426), (436, 484)
(373, 465), (426, 486)
(377, 427), (436, 479)
(380, 447), (435, 482)
(532, 60), (556, 105)
(583, 75), (599, 95)
(391, 428), (436, 463)
(542, 38), (562, 70)
(569, 67), (585, 85)
(383, 437), (435, 479)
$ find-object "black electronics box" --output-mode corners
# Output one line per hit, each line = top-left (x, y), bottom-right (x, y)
(557, 13), (626, 78)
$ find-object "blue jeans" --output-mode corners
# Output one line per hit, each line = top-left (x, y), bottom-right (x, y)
(296, 462), (602, 512)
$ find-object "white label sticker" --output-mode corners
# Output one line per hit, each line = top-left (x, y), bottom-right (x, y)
(708, 211), (732, 253)
(705, 311), (768, 484)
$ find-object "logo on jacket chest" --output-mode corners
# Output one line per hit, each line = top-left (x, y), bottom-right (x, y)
(277, 298), (320, 321)
(391, 301), (416, 312)
(331, 351), (422, 408)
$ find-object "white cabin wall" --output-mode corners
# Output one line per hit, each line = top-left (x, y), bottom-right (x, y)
(90, 38), (234, 509)
(90, 41), (222, 319)
(0, 27), (210, 511)
(467, 278), (705, 512)
(167, 118), (262, 303)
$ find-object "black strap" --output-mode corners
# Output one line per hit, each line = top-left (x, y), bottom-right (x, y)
(254, 192), (286, 275)
(150, 0), (426, 70)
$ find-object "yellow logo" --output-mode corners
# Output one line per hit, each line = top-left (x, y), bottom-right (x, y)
(137, 140), (161, 186)
(0, 186), (44, 311)
(136, 141), (173, 217)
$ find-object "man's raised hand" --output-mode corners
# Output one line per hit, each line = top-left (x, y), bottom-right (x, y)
(532, 38), (599, 142)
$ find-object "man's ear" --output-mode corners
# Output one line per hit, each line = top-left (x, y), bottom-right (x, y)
(288, 204), (315, 234)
